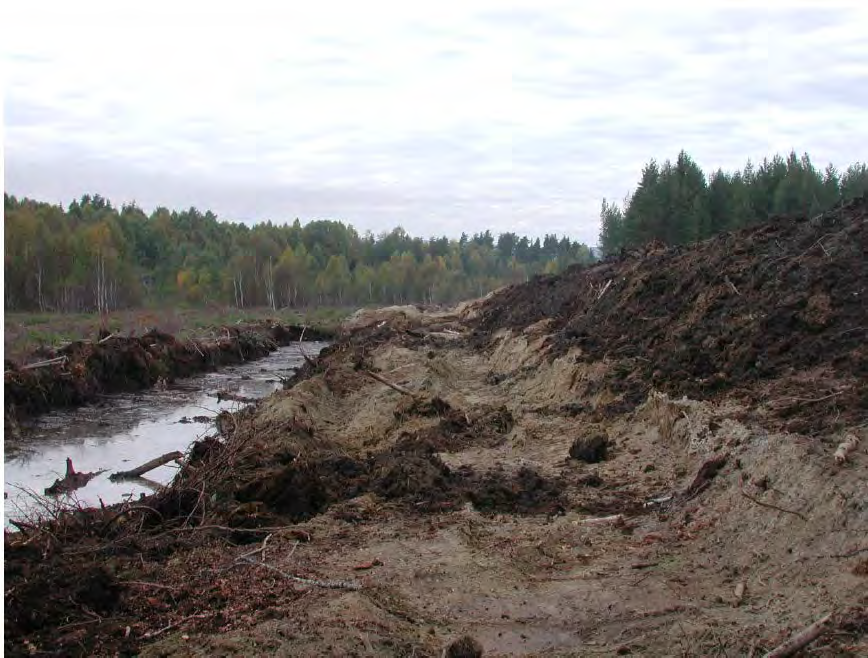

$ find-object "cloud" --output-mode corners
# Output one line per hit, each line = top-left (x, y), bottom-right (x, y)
(4, 1), (868, 246)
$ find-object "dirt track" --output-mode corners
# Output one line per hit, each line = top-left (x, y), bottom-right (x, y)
(4, 199), (868, 656)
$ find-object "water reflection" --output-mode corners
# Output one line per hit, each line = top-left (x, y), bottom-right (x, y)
(4, 343), (327, 526)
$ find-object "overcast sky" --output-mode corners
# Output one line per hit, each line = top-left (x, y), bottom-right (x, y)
(4, 1), (867, 245)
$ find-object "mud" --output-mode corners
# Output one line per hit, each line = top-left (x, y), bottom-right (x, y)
(229, 435), (562, 522)
(5, 205), (868, 656)
(4, 322), (333, 426)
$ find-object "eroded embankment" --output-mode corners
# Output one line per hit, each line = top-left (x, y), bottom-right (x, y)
(3, 322), (333, 425)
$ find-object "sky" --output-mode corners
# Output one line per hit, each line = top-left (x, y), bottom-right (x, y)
(3, 1), (867, 246)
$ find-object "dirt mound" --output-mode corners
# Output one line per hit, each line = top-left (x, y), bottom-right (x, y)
(7, 212), (867, 656)
(395, 398), (514, 452)
(231, 436), (562, 521)
(472, 195), (868, 432)
(467, 466), (565, 516)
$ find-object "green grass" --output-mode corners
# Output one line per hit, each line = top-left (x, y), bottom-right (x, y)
(3, 306), (354, 364)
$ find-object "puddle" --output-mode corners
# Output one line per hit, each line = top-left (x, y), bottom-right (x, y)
(3, 342), (328, 526)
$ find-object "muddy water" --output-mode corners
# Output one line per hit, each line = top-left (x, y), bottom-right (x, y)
(3, 342), (328, 527)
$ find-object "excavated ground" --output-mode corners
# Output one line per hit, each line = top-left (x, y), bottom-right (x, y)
(4, 322), (333, 427)
(4, 199), (867, 657)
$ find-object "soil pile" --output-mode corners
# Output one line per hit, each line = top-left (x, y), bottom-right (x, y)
(5, 207), (868, 656)
(472, 194), (868, 432)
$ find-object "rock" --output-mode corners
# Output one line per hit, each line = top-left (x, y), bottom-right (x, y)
(569, 434), (609, 463)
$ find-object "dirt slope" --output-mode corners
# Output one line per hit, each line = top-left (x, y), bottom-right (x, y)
(472, 195), (867, 434)
(4, 203), (867, 657)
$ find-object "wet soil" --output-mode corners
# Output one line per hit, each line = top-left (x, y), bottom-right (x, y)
(4, 322), (334, 426)
(4, 344), (328, 524)
(5, 206), (868, 656)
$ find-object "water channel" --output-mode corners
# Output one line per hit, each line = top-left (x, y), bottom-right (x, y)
(3, 342), (329, 527)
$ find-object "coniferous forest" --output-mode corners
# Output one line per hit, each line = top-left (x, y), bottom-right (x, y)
(598, 151), (868, 255)
(5, 150), (867, 313)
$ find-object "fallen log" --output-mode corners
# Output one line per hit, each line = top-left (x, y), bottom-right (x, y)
(45, 458), (104, 495)
(110, 451), (184, 481)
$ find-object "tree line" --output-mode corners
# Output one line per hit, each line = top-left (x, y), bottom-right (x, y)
(599, 151), (868, 255)
(4, 193), (594, 313)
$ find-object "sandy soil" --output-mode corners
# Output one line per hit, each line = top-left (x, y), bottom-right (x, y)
(5, 199), (867, 657)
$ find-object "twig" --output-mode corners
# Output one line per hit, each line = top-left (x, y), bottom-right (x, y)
(724, 276), (741, 296)
(122, 581), (178, 590)
(577, 514), (625, 526)
(764, 613), (833, 658)
(739, 484), (807, 522)
(17, 356), (68, 371)
(771, 390), (847, 406)
(238, 556), (362, 590)
(364, 370), (417, 398)
(98, 333), (119, 344)
(56, 618), (107, 631)
(298, 325), (315, 366)
(237, 533), (273, 562)
(163, 524), (309, 538)
(142, 612), (213, 640)
(596, 279), (613, 300)
(829, 546), (868, 559)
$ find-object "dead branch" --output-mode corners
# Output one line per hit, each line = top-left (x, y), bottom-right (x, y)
(596, 279), (613, 300)
(830, 546), (868, 558)
(97, 333), (119, 344)
(364, 369), (417, 398)
(142, 612), (213, 640)
(577, 513), (625, 526)
(237, 533), (273, 562)
(110, 451), (184, 481)
(769, 389), (847, 408)
(122, 581), (178, 590)
(764, 612), (832, 658)
(298, 325), (316, 366)
(162, 524), (310, 540)
(18, 356), (68, 371)
(724, 276), (741, 296)
(45, 458), (105, 495)
(739, 484), (807, 522)
(238, 556), (362, 590)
